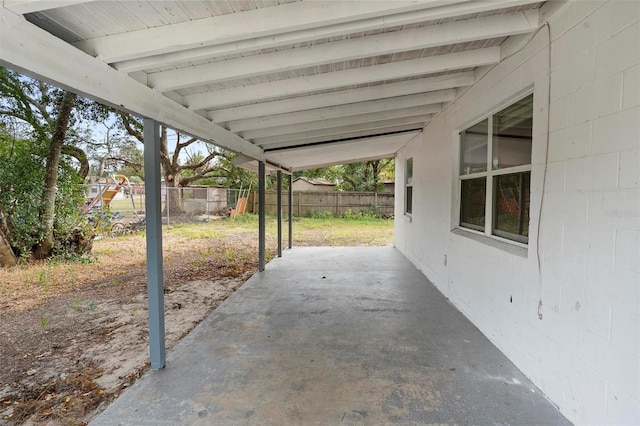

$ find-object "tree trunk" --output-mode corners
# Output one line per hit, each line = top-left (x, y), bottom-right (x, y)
(33, 90), (77, 259)
(0, 227), (16, 267)
(159, 126), (184, 216)
(165, 179), (184, 216)
(370, 161), (381, 193)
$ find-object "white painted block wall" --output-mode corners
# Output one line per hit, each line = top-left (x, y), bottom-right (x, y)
(394, 1), (639, 424)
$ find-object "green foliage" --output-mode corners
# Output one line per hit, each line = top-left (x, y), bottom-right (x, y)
(49, 251), (96, 265)
(193, 151), (257, 189)
(0, 135), (46, 256)
(0, 68), (52, 142)
(0, 68), (97, 262)
(293, 159), (395, 192)
(293, 166), (341, 188)
(229, 212), (260, 223)
(343, 208), (381, 220)
(338, 159), (394, 192)
(0, 131), (88, 259)
(47, 158), (89, 259)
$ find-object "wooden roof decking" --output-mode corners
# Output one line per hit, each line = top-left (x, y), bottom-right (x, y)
(1, 0), (546, 171)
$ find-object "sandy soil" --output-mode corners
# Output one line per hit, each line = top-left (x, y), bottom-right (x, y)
(0, 226), (263, 425)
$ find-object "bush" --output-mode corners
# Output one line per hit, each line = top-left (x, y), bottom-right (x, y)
(0, 135), (89, 259)
(343, 207), (380, 220)
(0, 137), (46, 257)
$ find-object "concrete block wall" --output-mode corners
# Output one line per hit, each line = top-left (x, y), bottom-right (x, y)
(394, 1), (639, 424)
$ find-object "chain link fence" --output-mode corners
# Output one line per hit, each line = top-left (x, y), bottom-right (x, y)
(81, 183), (245, 232)
(80, 181), (394, 234)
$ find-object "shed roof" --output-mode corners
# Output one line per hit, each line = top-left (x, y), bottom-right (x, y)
(0, 0), (547, 172)
(293, 177), (336, 187)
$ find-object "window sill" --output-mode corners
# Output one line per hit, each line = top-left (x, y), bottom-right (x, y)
(451, 228), (527, 258)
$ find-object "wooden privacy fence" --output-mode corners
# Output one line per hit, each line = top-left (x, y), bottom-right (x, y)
(245, 190), (395, 217)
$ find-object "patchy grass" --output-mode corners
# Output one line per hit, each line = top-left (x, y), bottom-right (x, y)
(227, 213), (394, 246)
(291, 216), (394, 246)
(0, 215), (392, 314)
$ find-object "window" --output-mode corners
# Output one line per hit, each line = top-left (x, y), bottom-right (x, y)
(459, 94), (533, 244)
(405, 157), (413, 214)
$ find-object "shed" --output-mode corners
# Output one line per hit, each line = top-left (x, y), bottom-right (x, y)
(380, 179), (395, 193)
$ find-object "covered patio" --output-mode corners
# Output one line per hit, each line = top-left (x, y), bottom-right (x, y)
(0, 0), (553, 372)
(3, 1), (637, 423)
(91, 247), (568, 425)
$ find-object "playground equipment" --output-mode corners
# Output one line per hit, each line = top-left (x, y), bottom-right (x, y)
(81, 174), (133, 215)
(81, 174), (144, 235)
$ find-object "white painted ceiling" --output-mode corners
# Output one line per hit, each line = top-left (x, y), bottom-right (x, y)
(0, 0), (545, 172)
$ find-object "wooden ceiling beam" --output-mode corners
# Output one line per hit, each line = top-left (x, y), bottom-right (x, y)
(186, 48), (499, 111)
(209, 73), (473, 123)
(149, 11), (538, 92)
(75, 0), (467, 63)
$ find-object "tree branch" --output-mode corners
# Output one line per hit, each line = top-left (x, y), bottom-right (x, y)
(61, 144), (89, 179)
(105, 156), (142, 172)
(176, 137), (198, 150)
(171, 132), (181, 165)
(27, 93), (52, 123)
(181, 151), (220, 172)
(0, 109), (30, 123)
(120, 114), (144, 143)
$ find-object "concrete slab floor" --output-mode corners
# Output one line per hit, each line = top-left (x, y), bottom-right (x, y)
(92, 247), (570, 425)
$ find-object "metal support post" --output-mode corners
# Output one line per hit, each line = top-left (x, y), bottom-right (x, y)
(258, 161), (266, 271)
(288, 174), (293, 249)
(277, 170), (282, 257)
(143, 118), (165, 370)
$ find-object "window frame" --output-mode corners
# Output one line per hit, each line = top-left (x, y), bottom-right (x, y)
(457, 93), (533, 246)
(405, 157), (413, 215)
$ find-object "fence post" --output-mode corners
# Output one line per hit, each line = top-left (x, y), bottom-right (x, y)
(206, 188), (210, 217)
(336, 192), (340, 216)
(297, 192), (301, 216)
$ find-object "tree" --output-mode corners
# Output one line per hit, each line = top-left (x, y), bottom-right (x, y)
(339, 159), (394, 192)
(292, 160), (394, 192)
(193, 150), (257, 189)
(33, 90), (77, 258)
(0, 134), (43, 265)
(119, 114), (233, 215)
(293, 166), (341, 187)
(81, 120), (142, 179)
(114, 142), (144, 179)
(0, 68), (92, 264)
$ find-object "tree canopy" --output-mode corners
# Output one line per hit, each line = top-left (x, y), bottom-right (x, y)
(293, 159), (395, 192)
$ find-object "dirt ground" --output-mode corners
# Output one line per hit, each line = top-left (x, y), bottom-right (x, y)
(0, 216), (393, 425)
(0, 223), (269, 425)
